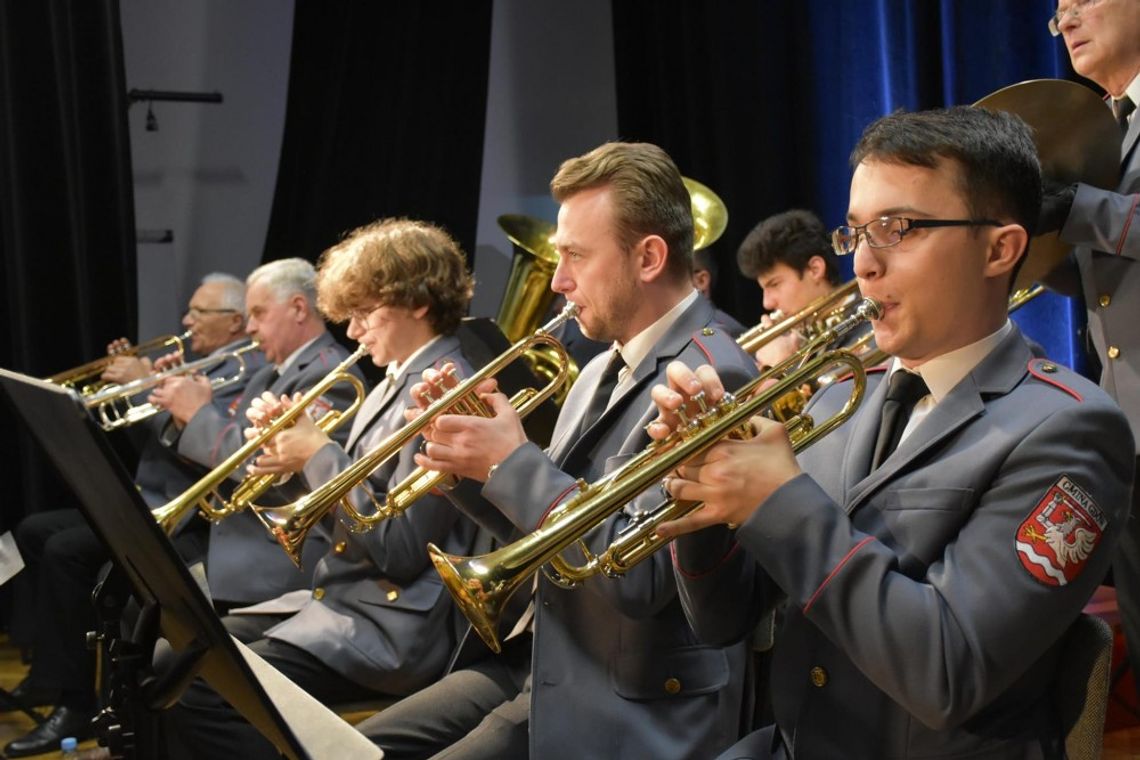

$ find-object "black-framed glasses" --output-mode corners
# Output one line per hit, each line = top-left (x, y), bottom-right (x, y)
(831, 216), (1001, 255)
(185, 307), (239, 319)
(1048, 0), (1102, 36)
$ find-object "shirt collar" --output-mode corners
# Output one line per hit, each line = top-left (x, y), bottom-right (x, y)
(886, 319), (1013, 403)
(276, 334), (321, 375)
(612, 289), (699, 379)
(384, 334), (443, 384)
(1123, 71), (1140, 114)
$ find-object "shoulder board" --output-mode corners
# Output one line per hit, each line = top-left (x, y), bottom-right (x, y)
(1026, 358), (1083, 402)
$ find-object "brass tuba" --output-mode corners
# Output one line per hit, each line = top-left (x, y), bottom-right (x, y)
(150, 346), (368, 534)
(251, 304), (580, 567)
(85, 341), (262, 431)
(428, 299), (882, 653)
(48, 330), (193, 397)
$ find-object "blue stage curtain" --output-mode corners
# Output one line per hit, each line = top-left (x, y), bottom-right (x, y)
(612, 0), (1094, 375)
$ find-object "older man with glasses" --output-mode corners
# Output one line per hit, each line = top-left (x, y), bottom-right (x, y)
(1039, 0), (1140, 701)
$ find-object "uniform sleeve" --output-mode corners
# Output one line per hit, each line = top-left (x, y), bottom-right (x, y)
(1061, 181), (1140, 261)
(737, 397), (1134, 730)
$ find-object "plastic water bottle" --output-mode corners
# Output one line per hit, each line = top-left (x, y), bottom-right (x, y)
(60, 736), (79, 759)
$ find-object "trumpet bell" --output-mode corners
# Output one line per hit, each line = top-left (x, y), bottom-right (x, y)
(428, 543), (513, 655)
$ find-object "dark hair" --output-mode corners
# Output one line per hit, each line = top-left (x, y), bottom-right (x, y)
(316, 218), (474, 335)
(692, 248), (717, 281)
(551, 141), (694, 281)
(850, 106), (1042, 285)
(737, 209), (840, 283)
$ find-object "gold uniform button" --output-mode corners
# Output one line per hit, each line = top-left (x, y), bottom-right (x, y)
(387, 589), (400, 602)
(333, 541), (348, 554)
(1040, 362), (1058, 374)
(313, 587), (325, 601)
(810, 666), (828, 688)
(664, 677), (682, 695)
(701, 327), (716, 336)
(1108, 346), (1121, 360)
(1099, 294), (1112, 308)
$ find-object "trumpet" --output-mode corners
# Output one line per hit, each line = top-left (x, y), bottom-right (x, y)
(85, 341), (262, 431)
(738, 280), (861, 356)
(150, 345), (368, 534)
(429, 299), (882, 653)
(47, 330), (193, 396)
(252, 303), (580, 567)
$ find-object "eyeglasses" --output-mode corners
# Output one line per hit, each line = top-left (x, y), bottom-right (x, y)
(830, 216), (1001, 255)
(1048, 0), (1103, 36)
(348, 304), (383, 323)
(185, 307), (239, 320)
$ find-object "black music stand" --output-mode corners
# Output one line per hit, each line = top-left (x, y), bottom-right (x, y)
(0, 369), (310, 760)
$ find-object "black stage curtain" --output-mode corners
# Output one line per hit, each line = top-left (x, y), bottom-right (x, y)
(262, 1), (494, 267)
(0, 0), (137, 529)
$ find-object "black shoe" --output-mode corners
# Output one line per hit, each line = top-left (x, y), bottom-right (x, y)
(4, 705), (94, 757)
(3, 676), (59, 710)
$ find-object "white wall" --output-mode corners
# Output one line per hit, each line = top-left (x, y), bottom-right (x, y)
(121, 0), (293, 337)
(471, 0), (619, 318)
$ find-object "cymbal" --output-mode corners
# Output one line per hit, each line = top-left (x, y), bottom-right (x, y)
(974, 79), (1121, 292)
(683, 176), (729, 251)
(497, 214), (557, 266)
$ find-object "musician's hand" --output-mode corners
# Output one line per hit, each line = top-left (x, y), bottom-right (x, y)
(246, 394), (328, 475)
(654, 416), (800, 538)
(646, 361), (728, 441)
(406, 363), (480, 420)
(1038, 178), (1077, 235)
(246, 391), (295, 429)
(152, 350), (185, 373)
(149, 374), (213, 426)
(414, 388), (526, 482)
(106, 337), (132, 355)
(754, 326), (801, 372)
(100, 355), (152, 384)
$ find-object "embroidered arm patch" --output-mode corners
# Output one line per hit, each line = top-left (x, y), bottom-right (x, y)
(1015, 475), (1106, 587)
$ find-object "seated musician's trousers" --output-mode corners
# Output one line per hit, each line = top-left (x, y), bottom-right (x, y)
(355, 633), (532, 760)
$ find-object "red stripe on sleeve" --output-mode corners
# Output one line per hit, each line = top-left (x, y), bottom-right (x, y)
(803, 536), (874, 614)
(1116, 194), (1139, 255)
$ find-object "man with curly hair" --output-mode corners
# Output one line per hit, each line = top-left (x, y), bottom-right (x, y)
(164, 218), (481, 760)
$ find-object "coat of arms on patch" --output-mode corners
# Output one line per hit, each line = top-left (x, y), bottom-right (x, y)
(1015, 475), (1106, 587)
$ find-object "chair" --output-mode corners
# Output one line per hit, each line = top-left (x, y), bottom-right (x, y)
(1052, 613), (1114, 760)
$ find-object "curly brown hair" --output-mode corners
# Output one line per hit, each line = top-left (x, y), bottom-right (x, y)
(316, 218), (475, 335)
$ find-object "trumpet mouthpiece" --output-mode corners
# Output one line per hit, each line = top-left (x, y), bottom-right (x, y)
(859, 298), (884, 321)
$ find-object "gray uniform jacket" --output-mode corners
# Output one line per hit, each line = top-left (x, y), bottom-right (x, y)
(674, 326), (1135, 758)
(173, 332), (364, 603)
(136, 338), (264, 508)
(446, 296), (759, 760)
(1052, 103), (1140, 450)
(263, 334), (477, 695)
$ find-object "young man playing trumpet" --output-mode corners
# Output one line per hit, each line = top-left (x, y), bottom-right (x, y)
(164, 219), (482, 760)
(737, 209), (852, 370)
(356, 142), (758, 759)
(652, 107), (1134, 758)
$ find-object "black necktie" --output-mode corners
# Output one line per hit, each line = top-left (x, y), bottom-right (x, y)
(578, 350), (625, 434)
(870, 370), (929, 470)
(1113, 96), (1135, 135)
